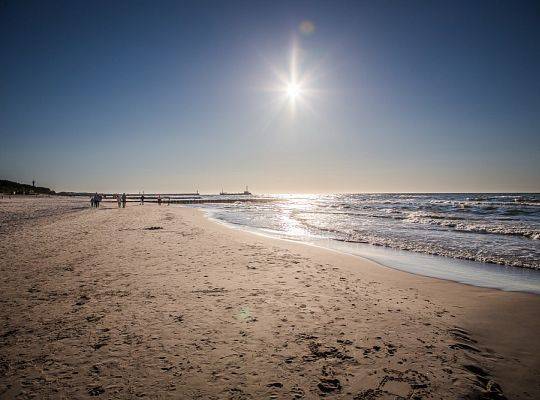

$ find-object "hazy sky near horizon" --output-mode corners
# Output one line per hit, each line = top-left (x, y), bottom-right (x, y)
(1, 0), (539, 193)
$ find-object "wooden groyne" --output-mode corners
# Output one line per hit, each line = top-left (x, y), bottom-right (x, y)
(166, 197), (275, 204)
(103, 193), (200, 199)
(103, 197), (276, 205)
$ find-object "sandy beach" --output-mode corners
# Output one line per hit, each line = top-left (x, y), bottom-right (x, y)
(0, 198), (539, 399)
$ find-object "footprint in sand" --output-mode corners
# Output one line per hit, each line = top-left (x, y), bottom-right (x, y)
(354, 369), (430, 399)
(88, 386), (105, 396)
(461, 364), (507, 400)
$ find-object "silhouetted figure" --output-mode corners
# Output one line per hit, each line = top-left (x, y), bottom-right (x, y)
(94, 193), (102, 208)
(157, 194), (162, 206)
(121, 193), (127, 208)
(116, 193), (121, 208)
(90, 194), (95, 208)
(140, 194), (145, 205)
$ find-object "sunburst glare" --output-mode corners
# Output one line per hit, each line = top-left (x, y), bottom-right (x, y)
(261, 40), (320, 117)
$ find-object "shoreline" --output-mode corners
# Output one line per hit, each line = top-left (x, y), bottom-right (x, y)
(198, 207), (540, 295)
(195, 206), (540, 398)
(0, 200), (539, 398)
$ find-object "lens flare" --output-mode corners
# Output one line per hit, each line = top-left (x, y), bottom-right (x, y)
(299, 20), (315, 35)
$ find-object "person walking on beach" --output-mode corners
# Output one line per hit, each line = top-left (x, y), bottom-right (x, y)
(90, 194), (95, 208)
(140, 193), (145, 205)
(157, 194), (162, 206)
(121, 193), (127, 208)
(116, 193), (121, 208)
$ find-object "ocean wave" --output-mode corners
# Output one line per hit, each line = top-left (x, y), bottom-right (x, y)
(341, 232), (540, 270)
(404, 215), (539, 240)
(201, 193), (540, 271)
(452, 224), (539, 240)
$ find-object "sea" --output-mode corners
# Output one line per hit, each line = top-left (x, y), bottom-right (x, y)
(189, 193), (540, 294)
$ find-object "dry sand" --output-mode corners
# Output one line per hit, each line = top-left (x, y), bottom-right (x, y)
(0, 197), (539, 399)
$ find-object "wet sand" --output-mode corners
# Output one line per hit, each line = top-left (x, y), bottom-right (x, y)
(0, 198), (539, 399)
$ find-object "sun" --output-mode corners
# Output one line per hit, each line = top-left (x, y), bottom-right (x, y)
(262, 40), (320, 116)
(287, 82), (301, 100)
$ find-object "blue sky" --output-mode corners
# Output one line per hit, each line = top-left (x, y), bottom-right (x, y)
(1, 0), (539, 193)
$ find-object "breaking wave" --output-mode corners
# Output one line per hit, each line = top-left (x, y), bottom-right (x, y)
(194, 193), (540, 270)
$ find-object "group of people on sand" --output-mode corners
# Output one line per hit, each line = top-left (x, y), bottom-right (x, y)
(91, 193), (165, 208)
(90, 193), (102, 207)
(115, 193), (127, 208)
